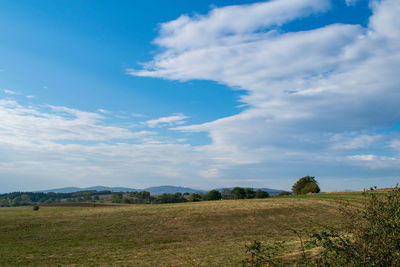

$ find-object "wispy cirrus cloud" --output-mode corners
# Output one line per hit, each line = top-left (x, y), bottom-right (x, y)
(0, 99), (149, 144)
(145, 114), (188, 128)
(1, 89), (20, 95)
(0, 98), (205, 191)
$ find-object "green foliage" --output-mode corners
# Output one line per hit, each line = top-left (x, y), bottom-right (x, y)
(244, 188), (256, 199)
(153, 192), (187, 204)
(242, 240), (284, 267)
(189, 193), (202, 202)
(311, 187), (400, 266)
(32, 205), (39, 211)
(205, 190), (221, 201)
(232, 187), (247, 199)
(300, 182), (320, 195)
(255, 189), (269, 199)
(242, 186), (400, 266)
(292, 176), (320, 195)
(128, 191), (152, 204)
(0, 190), (113, 206)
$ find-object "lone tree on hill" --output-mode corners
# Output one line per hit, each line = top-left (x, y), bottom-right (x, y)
(292, 176), (320, 195)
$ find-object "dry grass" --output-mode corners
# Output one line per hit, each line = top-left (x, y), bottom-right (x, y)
(0, 195), (360, 266)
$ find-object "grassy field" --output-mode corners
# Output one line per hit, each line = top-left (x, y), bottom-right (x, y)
(0, 193), (369, 266)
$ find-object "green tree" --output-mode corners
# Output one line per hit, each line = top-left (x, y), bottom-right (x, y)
(255, 189), (269, 198)
(244, 188), (256, 199)
(205, 190), (222, 201)
(291, 176), (320, 195)
(232, 187), (246, 199)
(300, 182), (319, 194)
(189, 193), (202, 202)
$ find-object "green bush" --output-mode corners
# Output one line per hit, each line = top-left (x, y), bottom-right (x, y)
(32, 205), (39, 211)
(312, 187), (400, 266)
(243, 186), (400, 266)
(242, 240), (284, 266)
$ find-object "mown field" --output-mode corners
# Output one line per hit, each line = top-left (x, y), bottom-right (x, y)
(0, 192), (370, 266)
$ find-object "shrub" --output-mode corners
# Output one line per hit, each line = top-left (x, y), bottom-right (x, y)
(32, 205), (39, 211)
(242, 186), (400, 265)
(312, 187), (400, 266)
(242, 240), (284, 266)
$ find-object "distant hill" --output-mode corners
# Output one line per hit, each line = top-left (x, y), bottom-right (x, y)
(35, 185), (205, 195)
(144, 186), (206, 195)
(257, 188), (287, 196)
(35, 186), (137, 194)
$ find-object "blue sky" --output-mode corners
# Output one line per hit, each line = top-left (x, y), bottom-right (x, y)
(1, 0), (400, 192)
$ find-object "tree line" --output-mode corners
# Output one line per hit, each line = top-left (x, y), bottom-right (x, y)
(0, 187), (273, 207)
(110, 187), (271, 204)
(0, 190), (112, 207)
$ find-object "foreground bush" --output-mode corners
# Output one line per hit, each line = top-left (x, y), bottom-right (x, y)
(243, 186), (400, 266)
(312, 187), (400, 266)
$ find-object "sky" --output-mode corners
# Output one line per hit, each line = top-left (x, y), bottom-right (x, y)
(1, 0), (400, 193)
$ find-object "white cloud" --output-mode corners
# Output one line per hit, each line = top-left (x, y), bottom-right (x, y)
(130, 0), (400, 183)
(131, 113), (147, 118)
(330, 134), (381, 150)
(0, 98), (208, 191)
(344, 154), (399, 169)
(3, 0), (400, 192)
(145, 114), (188, 128)
(389, 139), (400, 151)
(151, 0), (329, 52)
(0, 99), (149, 144)
(97, 108), (111, 114)
(1, 89), (20, 95)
